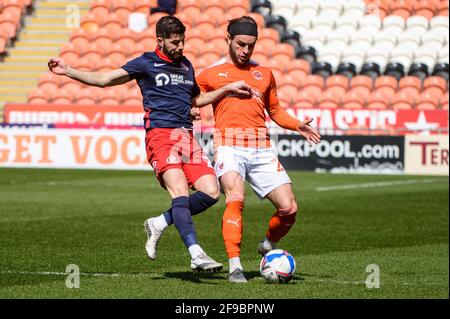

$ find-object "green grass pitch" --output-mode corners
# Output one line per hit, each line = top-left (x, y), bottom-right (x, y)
(0, 168), (448, 298)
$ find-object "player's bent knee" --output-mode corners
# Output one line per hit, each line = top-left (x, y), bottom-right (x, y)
(277, 202), (297, 225)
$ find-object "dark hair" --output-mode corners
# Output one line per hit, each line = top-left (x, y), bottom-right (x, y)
(227, 16), (258, 38)
(156, 16), (186, 38)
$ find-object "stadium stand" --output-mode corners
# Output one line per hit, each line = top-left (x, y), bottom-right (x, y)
(0, 0), (448, 135)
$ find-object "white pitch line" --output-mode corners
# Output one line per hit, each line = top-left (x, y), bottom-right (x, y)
(315, 178), (445, 192)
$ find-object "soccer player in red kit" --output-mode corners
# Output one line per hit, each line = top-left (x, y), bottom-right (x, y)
(195, 16), (321, 282)
(48, 16), (250, 272)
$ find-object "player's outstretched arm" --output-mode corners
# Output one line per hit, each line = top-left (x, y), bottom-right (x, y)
(297, 118), (321, 145)
(192, 80), (251, 107)
(48, 57), (131, 88)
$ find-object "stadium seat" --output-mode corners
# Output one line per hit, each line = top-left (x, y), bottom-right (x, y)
(98, 86), (121, 105)
(70, 28), (91, 47)
(106, 42), (126, 61)
(265, 14), (287, 39)
(112, 0), (133, 20)
(390, 0), (413, 19)
(320, 0), (342, 19)
(374, 75), (398, 96)
(52, 88), (74, 105)
(438, 91), (449, 109)
(0, 12), (19, 39)
(389, 48), (413, 74)
(60, 43), (82, 62)
(147, 12), (169, 27)
(93, 28), (114, 49)
(337, 62), (357, 78)
(366, 90), (389, 109)
(423, 75), (447, 95)
(351, 75), (374, 93)
(317, 90), (341, 109)
(300, 74), (325, 96)
(82, 43), (104, 61)
(399, 76), (422, 96)
(28, 88), (51, 104)
(436, 0), (449, 15)
(384, 62), (406, 80)
(342, 91), (365, 109)
(312, 61), (333, 78)
(127, 43), (146, 59)
(430, 15), (449, 38)
(275, 89), (292, 108)
(38, 73), (61, 93)
(312, 15), (335, 34)
(80, 13), (101, 33)
(285, 59), (310, 81)
(247, 12), (265, 30)
(414, 0), (437, 19)
(360, 62), (382, 80)
(292, 90), (316, 108)
(2, 0), (24, 17)
(102, 13), (126, 33)
(397, 32), (421, 51)
(326, 74), (349, 92)
(342, 0), (366, 18)
(259, 27), (280, 43)
(75, 87), (99, 105)
(408, 62), (430, 80)
(365, 0), (389, 18)
(432, 62), (450, 81)
(383, 15), (405, 34)
(415, 91), (439, 110)
(72, 57), (97, 71)
(115, 28), (138, 48)
(406, 15), (429, 35)
(391, 91), (414, 110)
(60, 76), (83, 92)
(90, 0), (112, 17)
(251, 0), (272, 18)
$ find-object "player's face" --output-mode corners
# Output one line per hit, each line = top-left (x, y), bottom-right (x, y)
(159, 33), (185, 62)
(228, 34), (257, 67)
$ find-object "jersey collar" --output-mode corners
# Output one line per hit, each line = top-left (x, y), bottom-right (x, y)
(155, 46), (173, 63)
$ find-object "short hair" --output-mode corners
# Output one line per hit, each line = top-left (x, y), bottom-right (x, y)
(156, 16), (186, 39)
(227, 16), (258, 38)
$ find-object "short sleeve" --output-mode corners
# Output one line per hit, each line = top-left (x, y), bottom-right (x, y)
(121, 55), (144, 80)
(195, 68), (210, 92)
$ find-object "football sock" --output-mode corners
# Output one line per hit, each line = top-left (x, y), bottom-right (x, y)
(188, 244), (204, 259)
(171, 196), (198, 248)
(266, 207), (297, 243)
(222, 195), (244, 259)
(163, 191), (218, 225)
(229, 257), (243, 273)
(152, 214), (168, 230)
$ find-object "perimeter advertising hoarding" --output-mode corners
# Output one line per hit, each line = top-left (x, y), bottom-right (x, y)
(404, 134), (449, 176)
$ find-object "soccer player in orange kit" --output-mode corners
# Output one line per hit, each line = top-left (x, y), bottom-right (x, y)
(195, 16), (322, 282)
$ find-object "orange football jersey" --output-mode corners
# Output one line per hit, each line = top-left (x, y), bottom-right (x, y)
(196, 58), (300, 148)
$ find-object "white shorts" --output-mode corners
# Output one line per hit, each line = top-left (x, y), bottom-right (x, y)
(214, 146), (291, 199)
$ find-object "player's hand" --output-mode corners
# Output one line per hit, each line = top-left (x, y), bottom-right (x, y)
(190, 107), (201, 121)
(48, 57), (69, 76)
(225, 80), (251, 97)
(297, 118), (321, 145)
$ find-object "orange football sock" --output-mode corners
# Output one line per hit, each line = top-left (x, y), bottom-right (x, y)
(222, 195), (244, 259)
(266, 207), (297, 243)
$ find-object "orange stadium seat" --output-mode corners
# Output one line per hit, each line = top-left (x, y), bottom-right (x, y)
(70, 28), (91, 47)
(122, 87), (143, 105)
(92, 28), (114, 49)
(177, 0), (202, 11)
(226, 0), (250, 11)
(60, 43), (82, 61)
(105, 42), (126, 61)
(60, 76), (84, 92)
(317, 90), (341, 109)
(350, 75), (373, 93)
(75, 87), (98, 105)
(439, 91), (449, 109)
(98, 86), (121, 105)
(285, 59), (310, 79)
(2, 0), (24, 17)
(135, 0), (157, 14)
(195, 16), (217, 34)
(28, 88), (51, 104)
(0, 12), (19, 38)
(127, 42), (146, 59)
(367, 90), (390, 109)
(326, 75), (349, 92)
(80, 13), (101, 33)
(271, 43), (295, 63)
(52, 88), (74, 105)
(391, 91), (414, 110)
(226, 6), (250, 19)
(414, 0), (437, 18)
(251, 52), (269, 65)
(365, 0), (389, 18)
(275, 90), (292, 108)
(90, 0), (112, 17)
(0, 36), (6, 53)
(342, 91), (365, 109)
(399, 76), (422, 96)
(259, 28), (280, 43)
(137, 28), (155, 43)
(423, 76), (447, 96)
(436, 0), (449, 15)
(82, 42), (104, 61)
(293, 90), (316, 108)
(72, 56), (97, 71)
(115, 28), (138, 47)
(301, 75), (325, 96)
(102, 13), (125, 33)
(374, 75), (398, 96)
(415, 91), (439, 109)
(203, 5), (225, 20)
(37, 73), (61, 92)
(112, 0), (134, 20)
(210, 37), (228, 55)
(390, 0), (413, 19)
(267, 59), (286, 76)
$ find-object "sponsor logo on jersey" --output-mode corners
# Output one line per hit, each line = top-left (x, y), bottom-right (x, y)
(252, 70), (263, 80)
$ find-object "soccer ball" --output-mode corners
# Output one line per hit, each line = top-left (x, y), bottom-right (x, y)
(260, 249), (296, 283)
